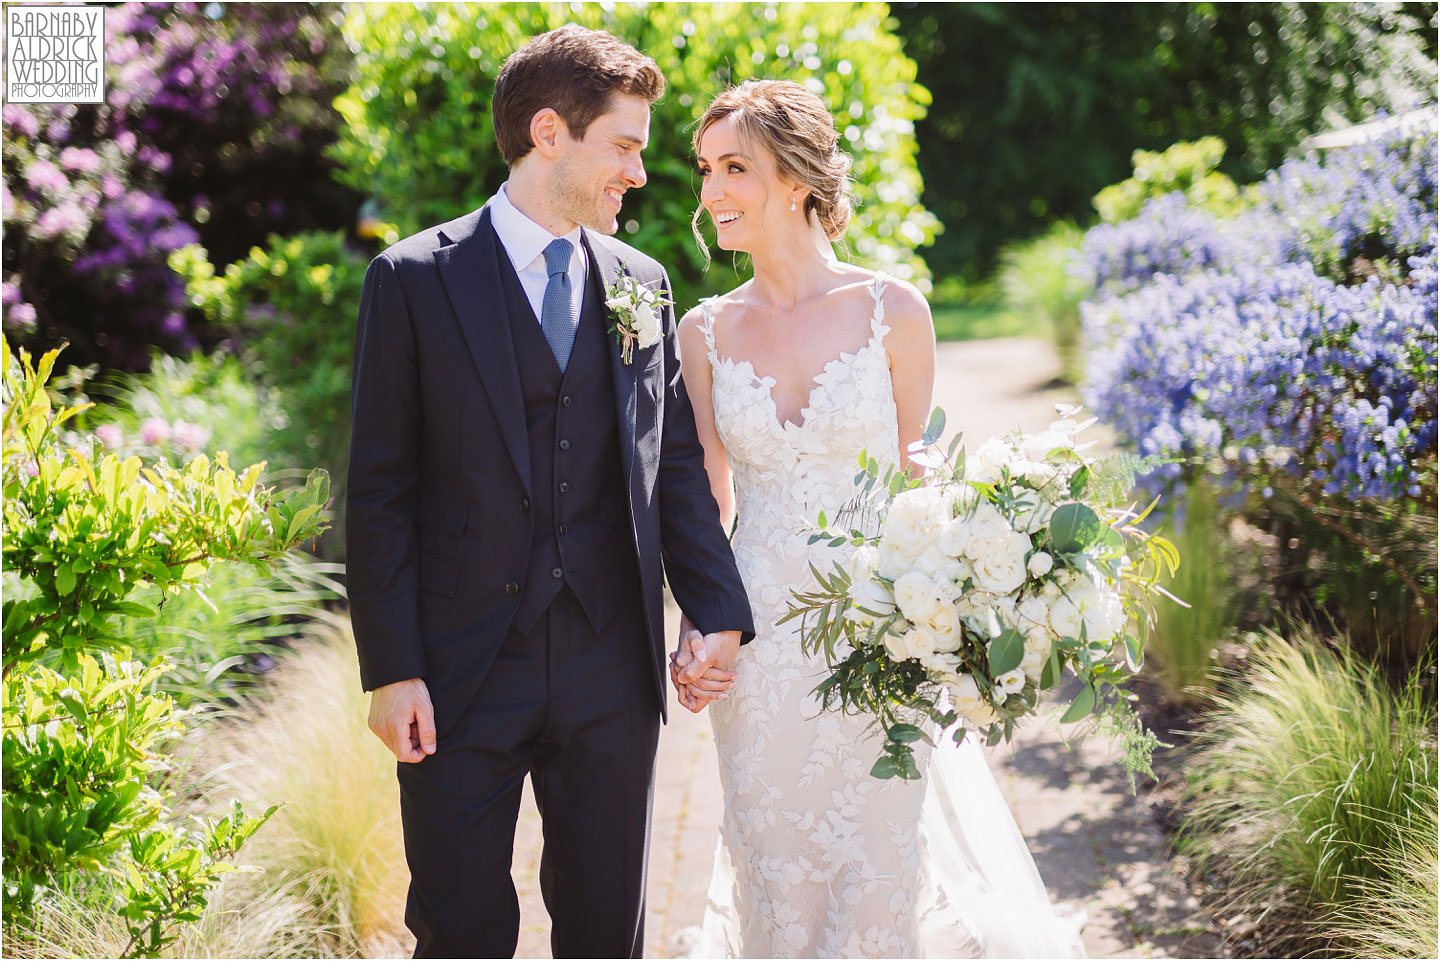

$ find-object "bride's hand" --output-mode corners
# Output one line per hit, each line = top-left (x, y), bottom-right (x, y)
(671, 625), (737, 712)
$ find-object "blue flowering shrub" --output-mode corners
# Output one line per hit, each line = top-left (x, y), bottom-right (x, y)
(1081, 115), (1437, 659)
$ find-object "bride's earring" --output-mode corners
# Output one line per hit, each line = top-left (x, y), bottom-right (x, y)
(790, 196), (797, 212)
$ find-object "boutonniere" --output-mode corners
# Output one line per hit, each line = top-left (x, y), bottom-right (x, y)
(605, 271), (669, 365)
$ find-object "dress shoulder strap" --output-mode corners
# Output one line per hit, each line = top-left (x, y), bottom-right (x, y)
(868, 271), (891, 339)
(697, 297), (720, 365)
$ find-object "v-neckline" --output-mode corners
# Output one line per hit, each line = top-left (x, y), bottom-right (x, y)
(723, 330), (885, 433)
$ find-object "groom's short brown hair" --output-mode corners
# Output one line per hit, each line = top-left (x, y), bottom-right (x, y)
(493, 26), (664, 166)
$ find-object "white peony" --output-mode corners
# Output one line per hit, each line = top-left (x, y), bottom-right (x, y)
(969, 529), (1033, 595)
(883, 625), (937, 662)
(1027, 551), (1054, 578)
(1015, 595), (1052, 641)
(946, 674), (998, 725)
(1080, 586), (1127, 642)
(997, 668), (1027, 694)
(915, 544), (969, 585)
(893, 571), (942, 624)
(880, 486), (949, 562)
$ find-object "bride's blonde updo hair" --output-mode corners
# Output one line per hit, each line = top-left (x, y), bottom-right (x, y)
(692, 79), (855, 248)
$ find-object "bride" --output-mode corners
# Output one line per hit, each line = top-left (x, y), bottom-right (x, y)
(668, 80), (1086, 958)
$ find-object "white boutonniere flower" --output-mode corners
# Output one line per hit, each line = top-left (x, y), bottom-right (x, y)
(605, 272), (668, 365)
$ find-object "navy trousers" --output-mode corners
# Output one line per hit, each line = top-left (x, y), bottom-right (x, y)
(397, 585), (659, 958)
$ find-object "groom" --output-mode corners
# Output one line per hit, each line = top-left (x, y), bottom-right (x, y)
(346, 26), (754, 959)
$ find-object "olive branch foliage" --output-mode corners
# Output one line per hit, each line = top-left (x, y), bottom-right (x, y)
(779, 407), (1181, 782)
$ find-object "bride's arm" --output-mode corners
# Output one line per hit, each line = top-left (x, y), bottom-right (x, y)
(677, 308), (737, 530)
(881, 279), (938, 476)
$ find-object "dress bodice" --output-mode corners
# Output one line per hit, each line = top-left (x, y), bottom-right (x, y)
(698, 274), (900, 614)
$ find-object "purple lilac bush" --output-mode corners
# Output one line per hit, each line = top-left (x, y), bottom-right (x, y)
(1081, 114), (1438, 508)
(1, 2), (350, 370)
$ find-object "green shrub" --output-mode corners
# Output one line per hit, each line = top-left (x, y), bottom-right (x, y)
(1181, 629), (1437, 955)
(329, 2), (937, 308)
(1092, 137), (1244, 224)
(175, 233), (368, 558)
(1, 342), (330, 956)
(996, 220), (1089, 380)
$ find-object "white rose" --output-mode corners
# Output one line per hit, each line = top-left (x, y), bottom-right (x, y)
(962, 502), (1013, 549)
(1020, 633), (1053, 683)
(997, 668), (1027, 694)
(937, 517), (973, 558)
(845, 545), (880, 584)
(926, 604), (964, 653)
(1016, 595), (1052, 640)
(893, 571), (941, 624)
(632, 301), (662, 347)
(881, 486), (948, 561)
(847, 574), (896, 623)
(1049, 595), (1083, 638)
(945, 674), (998, 725)
(919, 650), (961, 675)
(1027, 551), (1054, 578)
(916, 543), (968, 584)
(969, 437), (1015, 485)
(970, 529), (1033, 595)
(883, 625), (937, 662)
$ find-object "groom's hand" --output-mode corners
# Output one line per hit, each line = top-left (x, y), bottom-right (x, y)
(671, 625), (737, 712)
(368, 677), (437, 763)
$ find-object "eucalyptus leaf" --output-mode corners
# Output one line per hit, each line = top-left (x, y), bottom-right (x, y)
(1049, 502), (1103, 553)
(1060, 684), (1098, 723)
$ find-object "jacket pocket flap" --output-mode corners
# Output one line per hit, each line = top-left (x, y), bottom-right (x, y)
(418, 495), (469, 536)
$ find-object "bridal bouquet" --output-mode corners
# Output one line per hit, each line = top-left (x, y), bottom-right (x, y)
(782, 406), (1178, 781)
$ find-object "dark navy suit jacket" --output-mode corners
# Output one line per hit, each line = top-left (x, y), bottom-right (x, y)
(346, 201), (754, 734)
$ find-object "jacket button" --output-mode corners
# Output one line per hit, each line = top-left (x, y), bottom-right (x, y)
(520, 497), (531, 512)
(559, 481), (569, 493)
(558, 524), (568, 535)
(558, 438), (570, 450)
(505, 581), (519, 596)
(561, 395), (572, 407)
(551, 567), (563, 579)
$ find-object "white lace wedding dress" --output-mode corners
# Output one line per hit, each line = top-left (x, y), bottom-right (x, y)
(692, 274), (1086, 958)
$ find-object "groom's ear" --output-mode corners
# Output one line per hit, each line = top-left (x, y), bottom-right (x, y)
(529, 107), (565, 158)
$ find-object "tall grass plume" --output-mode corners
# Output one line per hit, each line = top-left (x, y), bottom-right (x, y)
(1181, 628), (1437, 955)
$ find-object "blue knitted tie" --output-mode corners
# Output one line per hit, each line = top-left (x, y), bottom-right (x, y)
(540, 238), (577, 373)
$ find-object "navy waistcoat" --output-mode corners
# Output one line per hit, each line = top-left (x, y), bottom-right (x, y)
(496, 239), (639, 636)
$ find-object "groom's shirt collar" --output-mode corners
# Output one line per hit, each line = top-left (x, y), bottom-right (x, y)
(491, 182), (586, 280)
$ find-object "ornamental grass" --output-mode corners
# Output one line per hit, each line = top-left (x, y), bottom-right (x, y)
(1181, 627), (1437, 956)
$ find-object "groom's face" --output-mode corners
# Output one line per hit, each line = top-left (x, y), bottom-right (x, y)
(549, 92), (651, 235)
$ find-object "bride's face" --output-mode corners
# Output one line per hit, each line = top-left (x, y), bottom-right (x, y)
(697, 116), (788, 254)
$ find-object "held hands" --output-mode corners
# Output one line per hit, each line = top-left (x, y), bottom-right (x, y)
(367, 677), (437, 762)
(668, 618), (740, 713)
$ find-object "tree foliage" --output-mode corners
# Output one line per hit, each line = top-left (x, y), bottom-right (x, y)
(894, 1), (1438, 279)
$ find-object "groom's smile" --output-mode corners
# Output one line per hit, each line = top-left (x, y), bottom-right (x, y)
(551, 92), (651, 235)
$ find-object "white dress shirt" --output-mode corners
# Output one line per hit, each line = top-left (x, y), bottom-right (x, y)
(489, 183), (587, 325)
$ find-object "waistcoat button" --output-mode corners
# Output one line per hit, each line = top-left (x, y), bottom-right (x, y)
(504, 581), (519, 595)
(551, 567), (563, 579)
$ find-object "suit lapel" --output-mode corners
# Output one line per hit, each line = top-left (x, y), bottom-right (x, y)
(435, 204), (532, 491)
(583, 231), (640, 494)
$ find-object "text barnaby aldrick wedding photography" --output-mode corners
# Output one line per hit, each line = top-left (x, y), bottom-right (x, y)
(6, 4), (105, 104)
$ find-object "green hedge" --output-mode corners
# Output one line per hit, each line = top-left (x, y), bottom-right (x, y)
(329, 2), (937, 307)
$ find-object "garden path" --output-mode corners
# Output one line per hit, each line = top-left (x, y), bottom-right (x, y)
(508, 336), (1225, 959)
